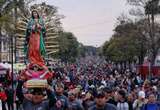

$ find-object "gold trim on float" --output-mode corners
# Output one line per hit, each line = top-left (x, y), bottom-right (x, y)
(17, 20), (28, 25)
(46, 45), (59, 48)
(15, 34), (25, 37)
(46, 27), (56, 32)
(16, 46), (24, 49)
(17, 25), (27, 29)
(45, 36), (58, 39)
(47, 50), (59, 55)
(46, 33), (57, 36)
(19, 14), (29, 22)
(17, 27), (26, 31)
(16, 38), (25, 40)
(45, 42), (59, 44)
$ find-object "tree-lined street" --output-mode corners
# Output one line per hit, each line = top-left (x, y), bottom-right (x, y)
(0, 0), (160, 110)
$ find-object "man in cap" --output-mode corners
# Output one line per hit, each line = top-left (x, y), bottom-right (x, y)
(16, 80), (56, 110)
(68, 90), (84, 110)
(51, 82), (69, 110)
(104, 87), (117, 106)
(89, 91), (117, 110)
(117, 89), (129, 110)
(133, 91), (147, 110)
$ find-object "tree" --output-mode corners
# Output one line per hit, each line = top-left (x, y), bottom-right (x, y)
(78, 43), (86, 58)
(103, 18), (148, 64)
(58, 32), (79, 63)
(127, 0), (160, 64)
(0, 0), (18, 62)
(103, 36), (141, 63)
(0, 0), (33, 32)
(0, 0), (36, 62)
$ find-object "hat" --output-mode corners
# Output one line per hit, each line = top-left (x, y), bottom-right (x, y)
(152, 86), (157, 91)
(55, 82), (64, 88)
(68, 90), (76, 96)
(138, 91), (145, 98)
(30, 88), (46, 96)
(103, 87), (112, 93)
(81, 92), (86, 95)
(95, 91), (105, 98)
(99, 85), (105, 90)
(77, 85), (82, 90)
(118, 90), (126, 99)
(90, 85), (95, 88)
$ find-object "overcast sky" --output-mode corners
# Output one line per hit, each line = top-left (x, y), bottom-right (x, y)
(36, 0), (131, 47)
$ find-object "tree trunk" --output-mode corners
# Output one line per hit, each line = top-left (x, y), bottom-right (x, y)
(147, 4), (157, 65)
(139, 43), (144, 65)
(151, 7), (156, 65)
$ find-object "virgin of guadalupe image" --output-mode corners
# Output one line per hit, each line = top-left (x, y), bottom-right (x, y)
(24, 9), (47, 69)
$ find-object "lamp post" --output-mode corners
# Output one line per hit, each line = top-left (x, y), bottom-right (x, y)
(10, 35), (14, 90)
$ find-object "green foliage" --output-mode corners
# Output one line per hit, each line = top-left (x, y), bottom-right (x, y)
(0, 15), (14, 34)
(0, 0), (28, 34)
(145, 0), (160, 15)
(58, 32), (79, 63)
(78, 43), (86, 57)
(103, 0), (160, 64)
(127, 0), (160, 64)
(104, 37), (140, 62)
(103, 20), (147, 63)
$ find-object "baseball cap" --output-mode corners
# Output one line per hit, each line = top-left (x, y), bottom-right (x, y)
(55, 82), (64, 88)
(81, 92), (86, 95)
(30, 88), (46, 96)
(95, 91), (105, 98)
(68, 90), (76, 96)
(152, 86), (157, 91)
(103, 87), (112, 93)
(118, 90), (126, 99)
(138, 91), (145, 98)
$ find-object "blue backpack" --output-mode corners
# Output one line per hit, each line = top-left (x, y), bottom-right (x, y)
(142, 104), (160, 110)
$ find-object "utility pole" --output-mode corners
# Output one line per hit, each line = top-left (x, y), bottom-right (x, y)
(14, 0), (18, 63)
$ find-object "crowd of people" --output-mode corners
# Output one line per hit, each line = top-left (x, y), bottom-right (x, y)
(0, 56), (160, 110)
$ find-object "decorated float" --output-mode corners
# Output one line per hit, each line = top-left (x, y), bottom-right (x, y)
(16, 5), (59, 88)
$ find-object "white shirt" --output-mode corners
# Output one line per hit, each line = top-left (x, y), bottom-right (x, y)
(117, 102), (129, 110)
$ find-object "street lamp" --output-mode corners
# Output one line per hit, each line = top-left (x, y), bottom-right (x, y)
(10, 35), (14, 90)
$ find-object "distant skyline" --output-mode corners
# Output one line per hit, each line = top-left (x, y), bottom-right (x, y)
(35, 0), (131, 47)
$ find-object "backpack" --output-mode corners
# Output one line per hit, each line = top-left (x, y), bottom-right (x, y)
(142, 104), (159, 110)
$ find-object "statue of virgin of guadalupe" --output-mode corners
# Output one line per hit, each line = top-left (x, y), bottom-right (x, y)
(24, 10), (47, 69)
